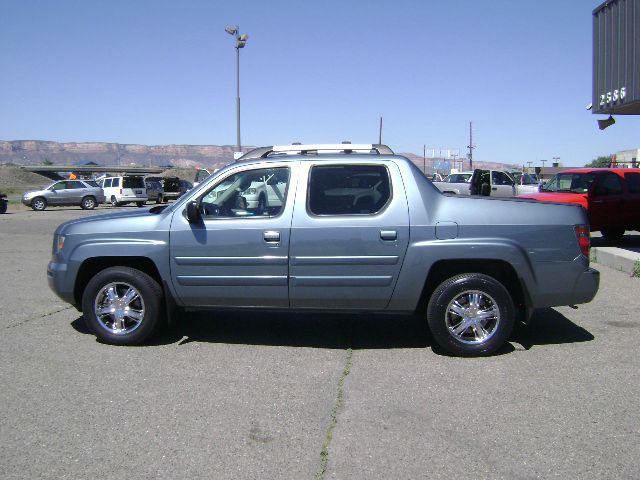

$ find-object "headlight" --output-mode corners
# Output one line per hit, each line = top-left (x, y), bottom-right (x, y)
(53, 234), (65, 254)
(246, 188), (257, 195)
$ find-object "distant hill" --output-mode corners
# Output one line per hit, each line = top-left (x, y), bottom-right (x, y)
(0, 140), (241, 170)
(0, 140), (519, 173)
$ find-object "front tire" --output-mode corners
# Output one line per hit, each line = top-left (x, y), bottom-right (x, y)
(81, 266), (164, 345)
(81, 196), (97, 210)
(31, 197), (47, 211)
(427, 273), (515, 356)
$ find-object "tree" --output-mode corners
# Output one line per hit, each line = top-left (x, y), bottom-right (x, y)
(42, 158), (53, 166)
(585, 155), (612, 168)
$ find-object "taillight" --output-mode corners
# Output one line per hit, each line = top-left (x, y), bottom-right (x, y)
(575, 225), (590, 257)
(120, 188), (123, 194)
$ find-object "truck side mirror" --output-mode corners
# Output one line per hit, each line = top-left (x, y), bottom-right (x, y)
(185, 201), (202, 223)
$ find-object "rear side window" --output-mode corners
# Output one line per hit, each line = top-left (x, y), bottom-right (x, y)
(104, 178), (113, 188)
(112, 178), (120, 188)
(594, 173), (623, 195)
(625, 173), (640, 194)
(123, 177), (144, 188)
(66, 181), (84, 189)
(308, 164), (391, 215)
(84, 180), (99, 187)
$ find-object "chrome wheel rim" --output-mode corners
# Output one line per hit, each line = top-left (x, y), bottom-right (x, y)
(93, 282), (145, 335)
(33, 199), (45, 210)
(84, 198), (94, 208)
(445, 290), (500, 344)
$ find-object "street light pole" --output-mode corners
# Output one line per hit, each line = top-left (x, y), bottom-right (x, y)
(225, 25), (248, 158)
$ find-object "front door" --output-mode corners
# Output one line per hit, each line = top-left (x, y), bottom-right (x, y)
(289, 162), (410, 310)
(170, 164), (297, 308)
(491, 171), (516, 197)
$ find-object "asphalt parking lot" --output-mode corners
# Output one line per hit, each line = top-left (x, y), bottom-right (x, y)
(1, 205), (639, 479)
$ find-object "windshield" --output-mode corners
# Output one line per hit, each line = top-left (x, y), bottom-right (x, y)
(542, 173), (596, 193)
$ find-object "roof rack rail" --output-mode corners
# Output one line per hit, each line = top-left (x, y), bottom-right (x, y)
(237, 143), (394, 161)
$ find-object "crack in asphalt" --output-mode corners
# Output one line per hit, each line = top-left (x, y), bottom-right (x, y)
(5, 306), (75, 329)
(315, 321), (354, 480)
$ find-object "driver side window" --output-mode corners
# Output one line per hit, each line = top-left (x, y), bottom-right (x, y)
(199, 167), (290, 219)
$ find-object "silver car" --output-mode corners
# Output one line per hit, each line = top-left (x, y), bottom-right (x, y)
(22, 179), (106, 211)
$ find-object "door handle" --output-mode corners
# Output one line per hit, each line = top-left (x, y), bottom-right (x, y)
(263, 231), (280, 243)
(380, 230), (397, 241)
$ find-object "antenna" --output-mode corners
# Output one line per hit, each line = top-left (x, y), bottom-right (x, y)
(378, 117), (383, 144)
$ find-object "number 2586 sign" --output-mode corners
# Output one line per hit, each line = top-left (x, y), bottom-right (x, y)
(599, 87), (626, 106)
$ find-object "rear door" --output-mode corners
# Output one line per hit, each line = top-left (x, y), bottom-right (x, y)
(623, 172), (640, 228)
(289, 161), (410, 310)
(588, 172), (625, 229)
(65, 180), (87, 204)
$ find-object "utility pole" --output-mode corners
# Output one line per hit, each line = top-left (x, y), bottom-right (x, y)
(423, 144), (426, 174)
(541, 159), (547, 170)
(467, 123), (473, 170)
(527, 161), (533, 172)
(379, 117), (383, 144)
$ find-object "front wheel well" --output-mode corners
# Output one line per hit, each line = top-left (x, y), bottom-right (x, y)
(417, 259), (531, 322)
(74, 256), (162, 308)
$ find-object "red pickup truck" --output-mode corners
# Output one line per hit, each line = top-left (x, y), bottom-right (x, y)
(518, 168), (640, 241)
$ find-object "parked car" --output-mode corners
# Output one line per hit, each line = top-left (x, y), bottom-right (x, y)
(518, 168), (640, 241)
(432, 171), (473, 195)
(145, 176), (181, 202)
(178, 179), (193, 196)
(97, 175), (147, 207)
(144, 179), (165, 204)
(194, 169), (212, 187)
(22, 180), (106, 211)
(47, 143), (598, 357)
(0, 192), (7, 214)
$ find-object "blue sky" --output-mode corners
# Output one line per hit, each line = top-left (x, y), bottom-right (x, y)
(0, 0), (637, 166)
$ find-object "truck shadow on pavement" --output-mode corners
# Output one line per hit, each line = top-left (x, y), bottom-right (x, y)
(71, 307), (594, 355)
(591, 232), (640, 253)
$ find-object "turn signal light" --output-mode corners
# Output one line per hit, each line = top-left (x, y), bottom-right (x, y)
(575, 225), (590, 257)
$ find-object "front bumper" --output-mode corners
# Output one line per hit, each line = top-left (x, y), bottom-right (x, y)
(47, 261), (76, 306)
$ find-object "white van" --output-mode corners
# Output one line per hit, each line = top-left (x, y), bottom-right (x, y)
(97, 175), (148, 207)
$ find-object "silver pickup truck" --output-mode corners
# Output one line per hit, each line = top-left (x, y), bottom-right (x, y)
(47, 144), (599, 356)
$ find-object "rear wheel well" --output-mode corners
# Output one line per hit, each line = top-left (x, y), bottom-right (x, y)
(74, 257), (162, 309)
(417, 259), (530, 322)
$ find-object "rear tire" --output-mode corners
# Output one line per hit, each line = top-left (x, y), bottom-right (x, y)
(601, 228), (625, 242)
(156, 194), (163, 204)
(111, 196), (120, 207)
(81, 266), (164, 345)
(427, 273), (515, 357)
(80, 196), (97, 210)
(136, 201), (145, 208)
(31, 197), (47, 211)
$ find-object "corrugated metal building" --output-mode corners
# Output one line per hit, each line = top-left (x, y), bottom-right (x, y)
(593, 0), (640, 115)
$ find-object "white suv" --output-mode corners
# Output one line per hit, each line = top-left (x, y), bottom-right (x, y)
(97, 175), (148, 207)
